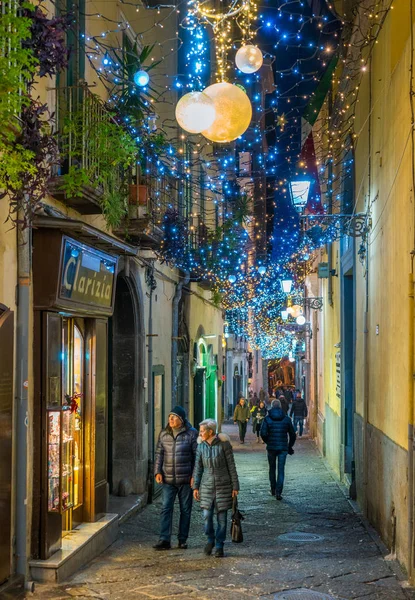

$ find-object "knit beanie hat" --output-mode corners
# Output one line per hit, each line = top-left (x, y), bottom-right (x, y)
(169, 405), (186, 424)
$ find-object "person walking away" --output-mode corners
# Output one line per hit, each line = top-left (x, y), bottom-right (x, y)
(233, 397), (250, 443)
(193, 419), (239, 558)
(261, 399), (296, 500)
(251, 401), (267, 442)
(278, 394), (289, 415)
(153, 406), (198, 550)
(290, 391), (308, 437)
(249, 392), (259, 409)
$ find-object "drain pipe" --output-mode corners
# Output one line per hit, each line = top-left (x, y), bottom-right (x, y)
(171, 271), (190, 408)
(15, 218), (31, 584)
(146, 264), (156, 504)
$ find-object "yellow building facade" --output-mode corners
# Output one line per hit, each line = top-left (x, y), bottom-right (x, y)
(309, 0), (415, 578)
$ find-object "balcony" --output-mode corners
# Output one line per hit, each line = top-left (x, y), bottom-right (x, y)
(114, 167), (181, 249)
(48, 85), (127, 215)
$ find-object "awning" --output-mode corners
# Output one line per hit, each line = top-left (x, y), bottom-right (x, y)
(33, 216), (138, 257)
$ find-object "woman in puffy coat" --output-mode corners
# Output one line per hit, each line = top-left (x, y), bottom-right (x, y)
(192, 419), (240, 558)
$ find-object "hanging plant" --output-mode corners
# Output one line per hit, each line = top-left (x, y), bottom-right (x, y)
(0, 1), (71, 225)
(22, 5), (71, 78)
(0, 99), (59, 226)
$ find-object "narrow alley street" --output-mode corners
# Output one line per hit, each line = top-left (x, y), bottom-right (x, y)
(26, 425), (414, 600)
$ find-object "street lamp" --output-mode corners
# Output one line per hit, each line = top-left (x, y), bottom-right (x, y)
(288, 178), (311, 210)
(281, 279), (293, 294)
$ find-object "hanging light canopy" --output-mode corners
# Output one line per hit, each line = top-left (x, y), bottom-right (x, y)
(235, 44), (263, 74)
(175, 91), (216, 134)
(201, 82), (252, 143)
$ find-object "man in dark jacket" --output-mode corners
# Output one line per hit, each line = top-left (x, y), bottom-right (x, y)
(289, 392), (308, 437)
(261, 399), (296, 500)
(153, 405), (198, 550)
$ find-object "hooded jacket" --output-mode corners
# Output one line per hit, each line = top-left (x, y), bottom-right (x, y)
(192, 433), (240, 512)
(154, 420), (198, 485)
(233, 401), (250, 422)
(260, 407), (296, 452)
(290, 398), (308, 419)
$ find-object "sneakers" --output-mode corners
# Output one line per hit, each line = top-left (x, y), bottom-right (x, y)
(214, 547), (224, 558)
(178, 541), (188, 549)
(204, 542), (214, 556)
(153, 540), (171, 550)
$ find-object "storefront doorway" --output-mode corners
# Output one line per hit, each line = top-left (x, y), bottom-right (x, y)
(61, 317), (85, 533)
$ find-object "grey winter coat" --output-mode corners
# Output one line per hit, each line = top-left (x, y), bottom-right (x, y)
(154, 421), (198, 485)
(192, 433), (240, 512)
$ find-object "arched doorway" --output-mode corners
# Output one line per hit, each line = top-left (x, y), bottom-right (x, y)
(110, 276), (140, 495)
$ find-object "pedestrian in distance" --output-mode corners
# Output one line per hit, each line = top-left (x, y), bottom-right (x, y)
(153, 405), (198, 550)
(249, 391), (259, 410)
(251, 400), (267, 442)
(260, 398), (296, 500)
(289, 391), (308, 437)
(233, 397), (250, 443)
(192, 419), (240, 558)
(278, 394), (289, 415)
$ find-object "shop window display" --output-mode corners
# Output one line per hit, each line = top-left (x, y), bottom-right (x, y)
(47, 318), (84, 515)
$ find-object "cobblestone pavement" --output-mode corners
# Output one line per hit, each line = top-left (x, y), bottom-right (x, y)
(28, 425), (415, 600)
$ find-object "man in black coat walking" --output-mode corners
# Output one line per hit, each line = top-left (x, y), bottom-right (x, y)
(153, 406), (198, 550)
(261, 399), (296, 500)
(289, 391), (308, 437)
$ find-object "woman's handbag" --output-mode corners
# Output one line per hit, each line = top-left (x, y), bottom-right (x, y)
(230, 496), (244, 543)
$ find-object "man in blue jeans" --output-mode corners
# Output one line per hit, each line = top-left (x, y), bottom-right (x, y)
(261, 399), (296, 500)
(153, 406), (198, 550)
(289, 391), (308, 437)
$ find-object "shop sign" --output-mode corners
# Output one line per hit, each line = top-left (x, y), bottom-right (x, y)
(59, 237), (117, 310)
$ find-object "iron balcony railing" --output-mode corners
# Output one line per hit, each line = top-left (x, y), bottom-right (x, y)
(54, 84), (125, 203)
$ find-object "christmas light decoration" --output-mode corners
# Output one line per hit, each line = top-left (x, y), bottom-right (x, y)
(175, 91), (216, 134)
(235, 45), (263, 74)
(133, 70), (150, 87)
(201, 83), (252, 143)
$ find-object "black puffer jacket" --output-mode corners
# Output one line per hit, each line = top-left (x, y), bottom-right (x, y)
(290, 398), (308, 418)
(192, 433), (239, 512)
(260, 407), (296, 452)
(154, 421), (198, 485)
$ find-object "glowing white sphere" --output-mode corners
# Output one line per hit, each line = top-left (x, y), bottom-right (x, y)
(175, 92), (216, 134)
(235, 45), (263, 74)
(296, 315), (306, 325)
(228, 274), (236, 283)
(201, 82), (252, 143)
(134, 70), (149, 87)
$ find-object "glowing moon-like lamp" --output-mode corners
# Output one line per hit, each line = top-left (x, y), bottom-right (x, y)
(201, 82), (252, 143)
(175, 91), (216, 134)
(133, 70), (150, 87)
(235, 45), (263, 74)
(290, 305), (303, 318)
